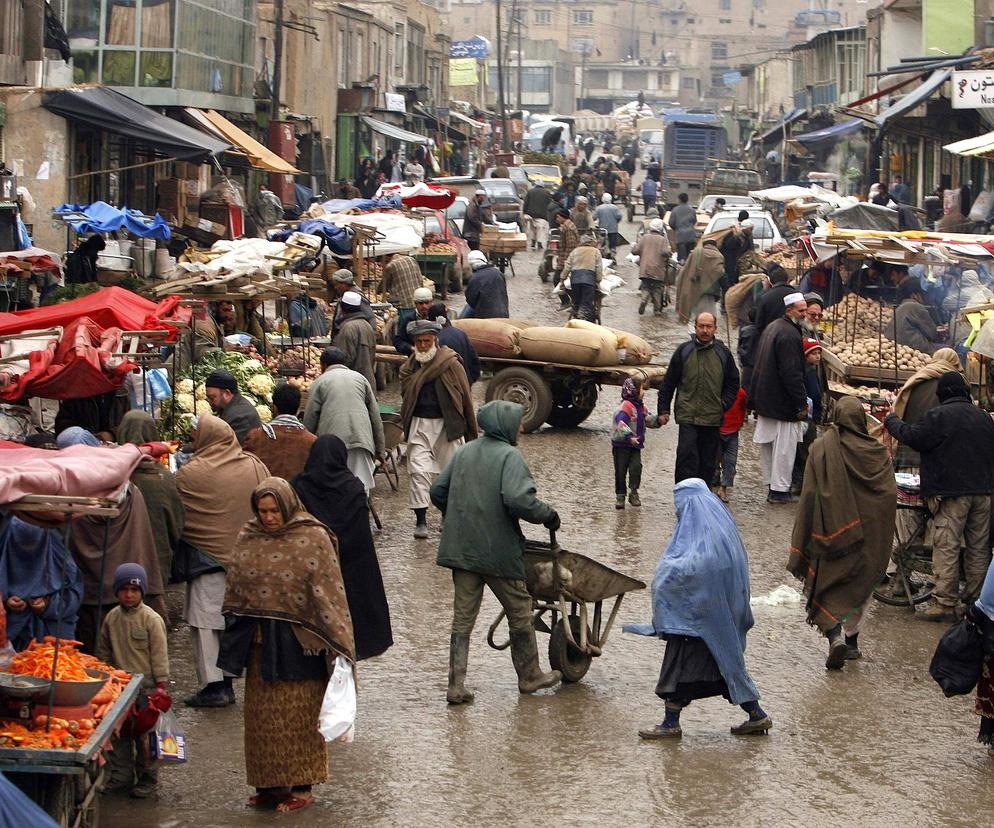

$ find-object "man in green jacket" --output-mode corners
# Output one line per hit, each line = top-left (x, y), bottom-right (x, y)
(431, 401), (562, 704)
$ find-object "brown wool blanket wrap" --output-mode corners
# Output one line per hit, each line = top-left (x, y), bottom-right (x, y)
(788, 396), (896, 630)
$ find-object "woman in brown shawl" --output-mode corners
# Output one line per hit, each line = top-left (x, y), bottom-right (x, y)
(788, 395), (896, 670)
(175, 414), (268, 707)
(218, 478), (354, 813)
(888, 347), (961, 469)
(116, 411), (184, 596)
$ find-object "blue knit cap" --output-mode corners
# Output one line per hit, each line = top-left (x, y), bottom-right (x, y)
(113, 563), (147, 596)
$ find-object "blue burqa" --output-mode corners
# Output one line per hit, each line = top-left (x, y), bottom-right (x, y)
(624, 478), (760, 704)
(0, 517), (83, 651)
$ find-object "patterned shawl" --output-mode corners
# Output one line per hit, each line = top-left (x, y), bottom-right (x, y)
(222, 477), (355, 661)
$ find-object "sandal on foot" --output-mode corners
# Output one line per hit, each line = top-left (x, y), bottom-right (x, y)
(249, 792), (284, 809)
(638, 723), (682, 740)
(276, 794), (314, 813)
(731, 716), (773, 736)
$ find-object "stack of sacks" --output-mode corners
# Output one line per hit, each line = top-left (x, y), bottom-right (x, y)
(452, 318), (529, 358)
(519, 325), (618, 367)
(565, 319), (652, 365)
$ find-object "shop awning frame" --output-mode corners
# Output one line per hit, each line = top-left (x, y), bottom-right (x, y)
(792, 118), (864, 145)
(944, 130), (994, 160)
(874, 69), (952, 129)
(757, 107), (807, 144)
(361, 115), (431, 145)
(449, 111), (487, 130)
(192, 109), (300, 174)
(42, 87), (229, 161)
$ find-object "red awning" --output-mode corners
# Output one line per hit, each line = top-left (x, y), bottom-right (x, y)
(375, 182), (457, 209)
(0, 287), (172, 337)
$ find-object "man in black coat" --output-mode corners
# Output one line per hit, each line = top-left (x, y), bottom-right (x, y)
(884, 372), (994, 621)
(204, 369), (262, 445)
(749, 292), (808, 503)
(464, 251), (509, 318)
(426, 304), (481, 385)
(754, 266), (796, 334)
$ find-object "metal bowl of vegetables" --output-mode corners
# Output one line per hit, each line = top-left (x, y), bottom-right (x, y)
(50, 669), (109, 707)
(0, 672), (53, 700)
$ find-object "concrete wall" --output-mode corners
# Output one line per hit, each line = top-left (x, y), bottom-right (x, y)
(1, 90), (69, 254)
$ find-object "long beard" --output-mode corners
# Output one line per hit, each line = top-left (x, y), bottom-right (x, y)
(414, 346), (437, 364)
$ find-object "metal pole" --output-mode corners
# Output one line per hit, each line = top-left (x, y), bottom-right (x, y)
(495, 0), (510, 151)
(515, 3), (522, 112)
(270, 0), (284, 121)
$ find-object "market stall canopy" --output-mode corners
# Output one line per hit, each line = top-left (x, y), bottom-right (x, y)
(375, 182), (456, 209)
(449, 111), (487, 130)
(943, 129), (994, 159)
(0, 286), (164, 337)
(314, 196), (402, 214)
(42, 87), (230, 161)
(320, 212), (425, 257)
(874, 69), (952, 128)
(0, 442), (144, 505)
(54, 201), (171, 240)
(792, 118), (864, 145)
(185, 108), (300, 174)
(749, 184), (850, 207)
(827, 202), (899, 231)
(757, 108), (807, 144)
(361, 116), (431, 145)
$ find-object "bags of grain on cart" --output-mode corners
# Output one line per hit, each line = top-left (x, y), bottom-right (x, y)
(565, 319), (652, 365)
(452, 318), (522, 358)
(503, 319), (538, 330)
(519, 325), (618, 367)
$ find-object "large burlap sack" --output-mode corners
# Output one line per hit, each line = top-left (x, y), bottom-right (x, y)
(566, 320), (651, 365)
(452, 318), (521, 358)
(504, 318), (538, 330)
(520, 325), (618, 366)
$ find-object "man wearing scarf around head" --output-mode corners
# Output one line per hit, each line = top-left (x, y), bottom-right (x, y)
(400, 319), (477, 539)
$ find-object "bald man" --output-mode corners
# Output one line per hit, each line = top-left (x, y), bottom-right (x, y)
(657, 312), (740, 484)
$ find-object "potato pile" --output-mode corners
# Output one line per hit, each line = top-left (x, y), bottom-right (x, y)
(828, 382), (896, 402)
(422, 242), (456, 255)
(829, 337), (930, 371)
(262, 344), (323, 391)
(829, 294), (894, 339)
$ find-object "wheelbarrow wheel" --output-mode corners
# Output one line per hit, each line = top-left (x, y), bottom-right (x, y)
(549, 616), (593, 683)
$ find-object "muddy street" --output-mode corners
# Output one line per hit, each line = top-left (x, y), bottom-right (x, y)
(104, 208), (991, 828)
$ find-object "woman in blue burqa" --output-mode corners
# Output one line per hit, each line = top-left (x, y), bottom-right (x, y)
(624, 478), (772, 739)
(0, 516), (83, 651)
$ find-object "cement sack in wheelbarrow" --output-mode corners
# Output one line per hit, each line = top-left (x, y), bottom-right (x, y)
(452, 318), (522, 358)
(519, 325), (617, 367)
(566, 319), (652, 365)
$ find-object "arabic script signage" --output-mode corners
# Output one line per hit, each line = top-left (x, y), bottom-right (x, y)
(951, 71), (994, 109)
(450, 37), (489, 59)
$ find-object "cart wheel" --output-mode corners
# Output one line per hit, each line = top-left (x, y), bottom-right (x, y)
(380, 453), (400, 491)
(546, 383), (598, 429)
(872, 570), (934, 606)
(549, 616), (593, 682)
(485, 367), (553, 432)
(627, 203), (635, 222)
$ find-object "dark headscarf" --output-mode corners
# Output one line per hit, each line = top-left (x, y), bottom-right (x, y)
(293, 436), (393, 660)
(116, 411), (158, 445)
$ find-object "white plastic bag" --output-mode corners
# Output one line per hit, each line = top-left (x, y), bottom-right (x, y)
(750, 585), (802, 607)
(318, 656), (356, 743)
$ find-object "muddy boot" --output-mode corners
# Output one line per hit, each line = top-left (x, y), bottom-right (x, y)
(615, 494), (626, 510)
(825, 624), (847, 670)
(638, 292), (648, 315)
(509, 631), (561, 694)
(844, 633), (862, 660)
(916, 599), (957, 623)
(628, 489), (641, 507)
(446, 634), (475, 705)
(413, 507), (429, 540)
(731, 701), (773, 735)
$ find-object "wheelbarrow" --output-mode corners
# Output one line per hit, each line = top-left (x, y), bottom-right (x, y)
(375, 410), (405, 492)
(487, 531), (646, 682)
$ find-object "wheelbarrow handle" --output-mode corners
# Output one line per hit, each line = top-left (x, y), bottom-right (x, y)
(549, 529), (559, 552)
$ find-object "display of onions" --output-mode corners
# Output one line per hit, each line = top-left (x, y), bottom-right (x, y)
(828, 337), (930, 371)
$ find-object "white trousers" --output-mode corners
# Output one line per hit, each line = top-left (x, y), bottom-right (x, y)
(348, 446), (376, 494)
(524, 216), (549, 246)
(185, 571), (228, 685)
(408, 416), (463, 509)
(754, 416), (804, 493)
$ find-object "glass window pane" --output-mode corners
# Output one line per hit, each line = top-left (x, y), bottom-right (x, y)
(140, 51), (173, 86)
(103, 51), (137, 86)
(66, 2), (100, 47)
(141, 0), (175, 48)
(71, 50), (98, 84)
(106, 1), (138, 47)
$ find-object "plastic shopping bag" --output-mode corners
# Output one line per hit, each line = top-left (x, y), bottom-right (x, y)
(148, 708), (187, 764)
(318, 656), (356, 743)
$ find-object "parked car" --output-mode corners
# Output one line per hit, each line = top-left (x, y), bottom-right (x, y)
(485, 166), (530, 199)
(520, 164), (563, 189)
(695, 194), (757, 233)
(480, 178), (523, 226)
(414, 208), (471, 289)
(444, 195), (469, 234)
(703, 208), (783, 252)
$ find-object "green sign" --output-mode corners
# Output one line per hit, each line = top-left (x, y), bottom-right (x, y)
(923, 0), (973, 56)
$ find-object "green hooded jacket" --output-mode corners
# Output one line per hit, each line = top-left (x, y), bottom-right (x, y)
(431, 401), (555, 579)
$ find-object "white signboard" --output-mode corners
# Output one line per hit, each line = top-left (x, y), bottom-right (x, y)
(951, 71), (994, 109)
(384, 92), (406, 113)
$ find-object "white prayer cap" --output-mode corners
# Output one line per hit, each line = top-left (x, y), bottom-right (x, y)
(783, 291), (805, 307)
(341, 290), (362, 307)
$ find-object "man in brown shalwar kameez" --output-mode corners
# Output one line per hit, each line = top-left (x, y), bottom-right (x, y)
(788, 395), (896, 670)
(242, 384), (316, 482)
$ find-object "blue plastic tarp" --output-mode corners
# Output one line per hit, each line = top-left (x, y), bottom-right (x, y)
(0, 771), (59, 828)
(56, 201), (172, 241)
(318, 196), (401, 214)
(793, 118), (864, 146)
(270, 219), (354, 256)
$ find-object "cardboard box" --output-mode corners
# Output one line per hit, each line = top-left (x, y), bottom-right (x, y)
(196, 217), (226, 235)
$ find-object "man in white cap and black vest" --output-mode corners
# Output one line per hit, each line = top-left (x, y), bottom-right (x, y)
(329, 268), (375, 336)
(749, 292), (809, 503)
(393, 286), (435, 355)
(400, 319), (478, 538)
(332, 290), (377, 389)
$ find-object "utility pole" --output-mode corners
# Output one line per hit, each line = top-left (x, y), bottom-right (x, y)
(495, 0), (510, 150)
(270, 0), (284, 120)
(513, 0), (522, 111)
(580, 48), (588, 109)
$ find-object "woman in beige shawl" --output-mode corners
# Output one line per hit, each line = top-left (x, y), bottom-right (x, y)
(175, 414), (268, 707)
(788, 396), (896, 670)
(888, 347), (961, 469)
(218, 478), (354, 813)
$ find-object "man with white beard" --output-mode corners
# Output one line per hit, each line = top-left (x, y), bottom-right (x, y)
(399, 320), (478, 538)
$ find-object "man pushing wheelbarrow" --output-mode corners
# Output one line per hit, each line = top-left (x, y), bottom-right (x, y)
(431, 400), (563, 703)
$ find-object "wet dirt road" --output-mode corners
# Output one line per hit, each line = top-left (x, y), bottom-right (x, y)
(104, 206), (992, 827)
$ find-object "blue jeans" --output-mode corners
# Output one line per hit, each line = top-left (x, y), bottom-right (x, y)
(716, 432), (739, 488)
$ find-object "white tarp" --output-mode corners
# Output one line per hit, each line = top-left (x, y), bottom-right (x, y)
(749, 184), (851, 207)
(322, 212), (424, 257)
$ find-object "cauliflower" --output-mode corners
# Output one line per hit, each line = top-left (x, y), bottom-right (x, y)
(255, 404), (273, 423)
(241, 358), (264, 373)
(247, 373), (275, 398)
(176, 378), (194, 395)
(194, 383), (207, 401)
(174, 393), (195, 413)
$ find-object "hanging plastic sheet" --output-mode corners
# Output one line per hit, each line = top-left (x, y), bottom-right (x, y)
(0, 286), (176, 337)
(56, 201), (172, 241)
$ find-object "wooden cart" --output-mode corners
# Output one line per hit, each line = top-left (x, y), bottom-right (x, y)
(1, 676), (143, 828)
(412, 251), (460, 298)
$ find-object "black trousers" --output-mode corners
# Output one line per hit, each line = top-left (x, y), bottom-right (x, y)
(571, 283), (597, 320)
(677, 241), (694, 262)
(613, 446), (643, 495)
(674, 424), (721, 485)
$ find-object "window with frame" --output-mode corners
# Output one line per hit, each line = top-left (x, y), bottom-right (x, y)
(534, 10), (551, 24)
(719, 0), (731, 9)
(682, 76), (696, 89)
(710, 69), (726, 88)
(711, 41), (727, 60)
(573, 10), (593, 25)
(394, 22), (404, 73)
(338, 28), (347, 88)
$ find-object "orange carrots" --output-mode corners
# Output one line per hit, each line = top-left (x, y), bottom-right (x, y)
(8, 637), (130, 684)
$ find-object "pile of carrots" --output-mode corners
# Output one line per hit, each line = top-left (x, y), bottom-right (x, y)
(0, 637), (133, 751)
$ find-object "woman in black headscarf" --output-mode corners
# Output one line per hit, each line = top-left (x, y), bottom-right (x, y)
(293, 436), (392, 660)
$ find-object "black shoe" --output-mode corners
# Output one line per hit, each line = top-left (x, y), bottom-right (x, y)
(224, 684), (236, 704)
(184, 687), (230, 708)
(766, 490), (798, 504)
